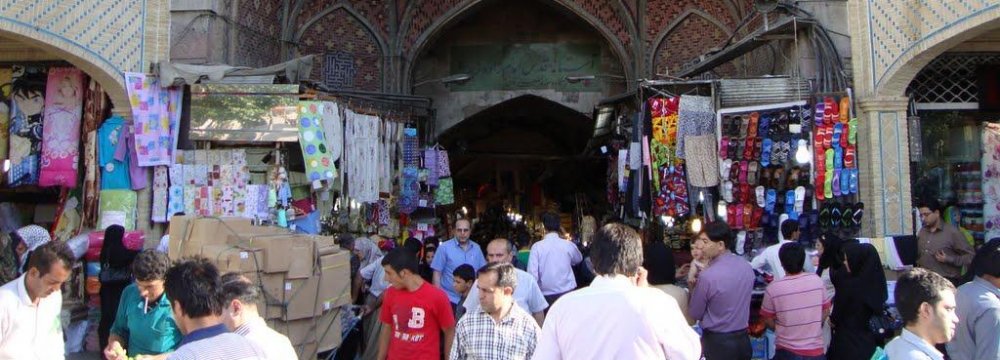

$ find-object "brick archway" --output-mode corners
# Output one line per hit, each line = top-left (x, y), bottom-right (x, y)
(876, 10), (1000, 97)
(0, 22), (129, 114)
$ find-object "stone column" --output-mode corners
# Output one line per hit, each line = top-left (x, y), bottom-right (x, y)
(856, 96), (913, 237)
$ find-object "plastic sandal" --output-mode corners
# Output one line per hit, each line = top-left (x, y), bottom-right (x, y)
(761, 138), (773, 167)
(842, 203), (854, 229)
(720, 137), (729, 160)
(823, 123), (833, 149)
(850, 168), (859, 194)
(786, 190), (797, 220)
(815, 170), (826, 201)
(753, 137), (763, 160)
(772, 167), (785, 191)
(735, 204), (745, 229)
(833, 123), (843, 148)
(752, 206), (764, 229)
(814, 102), (826, 127)
(759, 113), (771, 138)
(834, 146), (843, 170)
(739, 114), (749, 139)
(743, 204), (753, 230)
(766, 188), (777, 213)
(848, 117), (858, 145)
(744, 137), (755, 160)
(825, 149), (835, 172)
(723, 181), (734, 203)
(840, 168), (850, 197)
(795, 186), (806, 215)
(748, 161), (760, 186)
(832, 168), (842, 197)
(824, 169), (834, 199)
(748, 112), (759, 138)
(739, 160), (749, 184)
(852, 202), (864, 227)
(839, 97), (850, 123)
(756, 185), (766, 207)
(736, 231), (747, 254)
(831, 203), (842, 228)
(741, 184), (752, 204)
(845, 145), (856, 169)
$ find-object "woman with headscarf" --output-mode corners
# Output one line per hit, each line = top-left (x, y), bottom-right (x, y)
(98, 224), (140, 352)
(354, 236), (387, 360)
(815, 232), (856, 349)
(827, 242), (888, 360)
(0, 225), (52, 285)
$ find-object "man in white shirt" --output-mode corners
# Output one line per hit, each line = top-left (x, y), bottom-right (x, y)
(527, 212), (582, 306)
(885, 268), (958, 360)
(750, 220), (813, 281)
(219, 273), (297, 360)
(533, 223), (701, 360)
(0, 241), (74, 360)
(464, 238), (548, 325)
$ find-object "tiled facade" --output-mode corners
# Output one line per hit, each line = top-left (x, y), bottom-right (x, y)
(0, 0), (170, 112)
(849, 0), (1000, 236)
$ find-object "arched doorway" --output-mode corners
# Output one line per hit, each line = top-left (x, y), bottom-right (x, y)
(409, 0), (624, 235)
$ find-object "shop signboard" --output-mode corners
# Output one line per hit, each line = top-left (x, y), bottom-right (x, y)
(449, 43), (602, 92)
(189, 84), (300, 142)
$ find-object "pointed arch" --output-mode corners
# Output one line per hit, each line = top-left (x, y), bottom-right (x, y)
(647, 9), (733, 75)
(400, 0), (633, 92)
(294, 4), (390, 90)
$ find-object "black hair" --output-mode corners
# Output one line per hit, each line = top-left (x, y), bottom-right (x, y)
(780, 219), (800, 241)
(453, 264), (476, 282)
(917, 199), (944, 214)
(101, 224), (136, 268)
(27, 241), (74, 276)
(132, 249), (171, 282)
(778, 242), (805, 275)
(338, 233), (356, 251)
(894, 268), (955, 326)
(478, 262), (517, 289)
(220, 272), (261, 305)
(10, 68), (46, 101)
(164, 257), (224, 318)
(403, 237), (423, 257)
(701, 220), (734, 251)
(972, 238), (1000, 278)
(541, 212), (561, 232)
(381, 248), (419, 274)
(591, 223), (642, 277)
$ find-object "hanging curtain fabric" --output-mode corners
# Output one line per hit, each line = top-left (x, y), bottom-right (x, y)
(345, 109), (380, 203)
(8, 65), (47, 186)
(81, 79), (107, 228)
(39, 67), (84, 187)
(648, 97), (690, 217)
(123, 72), (176, 167)
(982, 123), (1000, 241)
(320, 101), (343, 162)
(297, 101), (337, 182)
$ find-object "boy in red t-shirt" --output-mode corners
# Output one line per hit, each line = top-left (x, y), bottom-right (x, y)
(378, 248), (456, 360)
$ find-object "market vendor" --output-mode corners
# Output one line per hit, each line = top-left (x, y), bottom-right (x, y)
(104, 250), (181, 360)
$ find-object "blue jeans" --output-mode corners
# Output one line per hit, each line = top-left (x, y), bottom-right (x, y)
(773, 349), (826, 360)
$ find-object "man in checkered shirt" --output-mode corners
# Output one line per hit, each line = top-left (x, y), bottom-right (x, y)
(450, 263), (542, 360)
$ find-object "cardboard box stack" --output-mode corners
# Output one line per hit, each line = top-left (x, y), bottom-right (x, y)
(169, 216), (352, 359)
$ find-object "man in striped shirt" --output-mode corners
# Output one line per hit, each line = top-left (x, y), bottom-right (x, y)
(760, 242), (831, 360)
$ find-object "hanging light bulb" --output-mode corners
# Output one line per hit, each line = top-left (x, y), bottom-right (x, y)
(461, 206), (468, 215)
(795, 139), (811, 164)
(690, 217), (703, 234)
(1, 159), (8, 173)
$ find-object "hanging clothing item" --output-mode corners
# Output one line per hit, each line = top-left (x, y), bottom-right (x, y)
(39, 67), (84, 187)
(8, 65), (47, 187)
(398, 167), (419, 214)
(98, 116), (131, 190)
(297, 101), (337, 182)
(345, 109), (380, 203)
(424, 147), (439, 186)
(676, 95), (715, 159)
(151, 166), (169, 223)
(123, 73), (174, 167)
(114, 121), (148, 190)
(437, 149), (451, 178)
(435, 177), (454, 205)
(320, 101), (343, 162)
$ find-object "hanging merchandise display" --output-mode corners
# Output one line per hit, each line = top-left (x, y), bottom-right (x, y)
(98, 115), (132, 190)
(982, 123), (1000, 241)
(151, 166), (169, 223)
(123, 73), (181, 167)
(81, 78), (107, 228)
(8, 65), (47, 186)
(38, 67), (84, 188)
(98, 189), (137, 230)
(171, 149), (252, 217)
(717, 101), (812, 251)
(812, 95), (863, 237)
(0, 67), (11, 167)
(297, 101), (338, 183)
(345, 109), (380, 203)
(319, 101), (343, 162)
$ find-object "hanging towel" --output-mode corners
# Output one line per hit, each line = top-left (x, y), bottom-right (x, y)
(297, 101), (337, 182)
(676, 95), (715, 159)
(39, 67), (84, 187)
(151, 166), (169, 223)
(435, 177), (455, 205)
(345, 109), (380, 203)
(320, 101), (343, 162)
(123, 73), (174, 166)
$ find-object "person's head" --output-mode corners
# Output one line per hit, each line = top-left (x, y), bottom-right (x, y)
(690, 244), (704, 262)
(778, 242), (805, 275)
(219, 273), (262, 331)
(476, 263), (517, 315)
(11, 225), (51, 271)
(695, 220), (733, 261)
(353, 237), (380, 264)
(338, 233), (356, 252)
(817, 232), (853, 274)
(780, 219), (800, 242)
(894, 268), (958, 344)
(381, 248), (421, 290)
(403, 237), (423, 259)
(452, 264), (476, 295)
(454, 219), (472, 242)
(132, 249), (171, 301)
(971, 238), (1000, 287)
(918, 199), (944, 229)
(164, 257), (224, 334)
(23, 241), (74, 301)
(541, 212), (561, 233)
(423, 243), (437, 264)
(590, 223), (642, 277)
(486, 238), (515, 263)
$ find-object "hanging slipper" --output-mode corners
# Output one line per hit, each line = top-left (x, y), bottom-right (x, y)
(748, 112), (760, 138)
(815, 102), (826, 127)
(739, 114), (750, 139)
(840, 122), (849, 146)
(832, 168), (842, 197)
(787, 166), (801, 190)
(766, 188), (777, 214)
(841, 203), (854, 229)
(825, 148), (835, 173)
(761, 167), (773, 189)
(752, 206), (764, 229)
(818, 204), (831, 228)
(759, 112), (772, 138)
(756, 185), (766, 207)
(815, 170), (826, 201)
(832, 123), (843, 148)
(720, 137), (730, 160)
(748, 161), (760, 186)
(736, 231), (747, 254)
(753, 137), (763, 160)
(770, 139), (782, 166)
(845, 145), (856, 169)
(852, 202), (864, 227)
(729, 138), (739, 161)
(824, 97), (837, 124)
(839, 97), (850, 123)
(761, 138), (773, 167)
(848, 117), (858, 145)
(730, 160), (741, 182)
(786, 190), (797, 220)
(831, 203), (842, 228)
(739, 161), (749, 184)
(834, 146), (844, 170)
(795, 186), (806, 216)
(744, 137), (755, 160)
(815, 149), (826, 174)
(741, 184), (752, 204)
(722, 159), (733, 181)
(735, 204), (745, 229)
(728, 204), (738, 228)
(850, 168), (859, 195)
(824, 169), (834, 199)
(840, 168), (850, 197)
(743, 204), (753, 230)
(718, 200), (729, 223)
(772, 167), (786, 191)
(814, 126), (826, 153)
(823, 123), (834, 149)
(723, 181), (734, 203)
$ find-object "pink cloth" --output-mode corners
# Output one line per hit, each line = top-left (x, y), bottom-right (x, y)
(39, 67), (84, 187)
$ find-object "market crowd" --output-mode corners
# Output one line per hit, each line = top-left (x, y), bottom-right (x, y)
(0, 201), (997, 360)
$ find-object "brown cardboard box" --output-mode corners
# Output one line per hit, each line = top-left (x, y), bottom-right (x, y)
(283, 276), (321, 320)
(234, 234), (317, 278)
(259, 273), (286, 319)
(317, 251), (351, 313)
(270, 317), (317, 345)
(167, 215), (195, 259)
(170, 217), (256, 258)
(315, 309), (343, 352)
(201, 245), (265, 274)
(294, 341), (318, 360)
